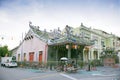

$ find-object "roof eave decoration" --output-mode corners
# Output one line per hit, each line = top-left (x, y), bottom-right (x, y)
(48, 25), (93, 46)
(29, 21), (49, 43)
(29, 22), (93, 46)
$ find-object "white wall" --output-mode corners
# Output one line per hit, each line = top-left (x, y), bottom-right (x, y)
(118, 52), (120, 63)
(16, 36), (47, 62)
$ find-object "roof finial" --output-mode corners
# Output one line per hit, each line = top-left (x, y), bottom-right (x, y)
(81, 23), (83, 26)
(65, 25), (72, 38)
(29, 21), (32, 27)
(58, 27), (60, 31)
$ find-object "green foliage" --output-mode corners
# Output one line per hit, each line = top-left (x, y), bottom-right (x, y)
(12, 56), (16, 60)
(101, 48), (116, 58)
(78, 60), (85, 69)
(100, 48), (119, 64)
(47, 61), (58, 66)
(90, 59), (102, 66)
(0, 46), (9, 57)
(114, 55), (119, 63)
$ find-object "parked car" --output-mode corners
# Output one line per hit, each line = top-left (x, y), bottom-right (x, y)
(1, 57), (17, 67)
(4, 60), (17, 68)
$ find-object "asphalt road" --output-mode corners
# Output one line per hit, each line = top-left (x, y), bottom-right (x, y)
(0, 66), (119, 80)
(0, 67), (70, 80)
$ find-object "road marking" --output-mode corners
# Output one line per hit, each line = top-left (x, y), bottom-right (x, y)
(92, 73), (102, 76)
(60, 73), (78, 80)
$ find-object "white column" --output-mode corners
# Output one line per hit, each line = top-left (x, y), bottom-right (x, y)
(91, 49), (94, 60)
(68, 45), (71, 59)
(98, 37), (101, 60)
(118, 52), (120, 63)
(88, 48), (91, 60)
(83, 49), (85, 61)
(35, 51), (38, 62)
(26, 52), (28, 61)
(97, 50), (100, 60)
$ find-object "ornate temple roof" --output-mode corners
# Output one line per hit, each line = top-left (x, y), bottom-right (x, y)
(29, 22), (93, 46)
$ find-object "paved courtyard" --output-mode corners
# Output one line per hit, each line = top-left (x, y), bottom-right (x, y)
(63, 66), (120, 80)
(20, 66), (120, 80)
(0, 66), (120, 80)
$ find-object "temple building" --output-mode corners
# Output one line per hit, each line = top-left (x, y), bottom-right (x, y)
(12, 22), (120, 63)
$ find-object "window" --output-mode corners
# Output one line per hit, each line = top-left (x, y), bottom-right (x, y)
(18, 54), (20, 61)
(24, 53), (26, 61)
(101, 40), (105, 47)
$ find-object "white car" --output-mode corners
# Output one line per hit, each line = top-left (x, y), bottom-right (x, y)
(5, 61), (18, 67)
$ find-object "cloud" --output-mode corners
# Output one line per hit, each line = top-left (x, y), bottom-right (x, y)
(0, 0), (120, 49)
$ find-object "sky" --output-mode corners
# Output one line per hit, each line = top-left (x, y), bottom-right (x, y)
(0, 0), (120, 50)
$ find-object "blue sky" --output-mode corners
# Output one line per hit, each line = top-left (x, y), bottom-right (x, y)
(0, 0), (120, 49)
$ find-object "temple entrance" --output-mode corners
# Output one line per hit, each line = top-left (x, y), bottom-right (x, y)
(47, 25), (92, 63)
(48, 44), (85, 62)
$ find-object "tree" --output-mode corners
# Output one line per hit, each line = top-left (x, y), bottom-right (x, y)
(100, 47), (119, 64)
(100, 48), (116, 58)
(0, 45), (9, 57)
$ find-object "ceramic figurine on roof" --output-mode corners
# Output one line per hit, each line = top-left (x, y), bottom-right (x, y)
(65, 25), (73, 38)
(29, 21), (32, 27)
(29, 21), (35, 29)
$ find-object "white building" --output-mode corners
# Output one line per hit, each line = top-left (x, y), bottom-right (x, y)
(12, 22), (120, 63)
